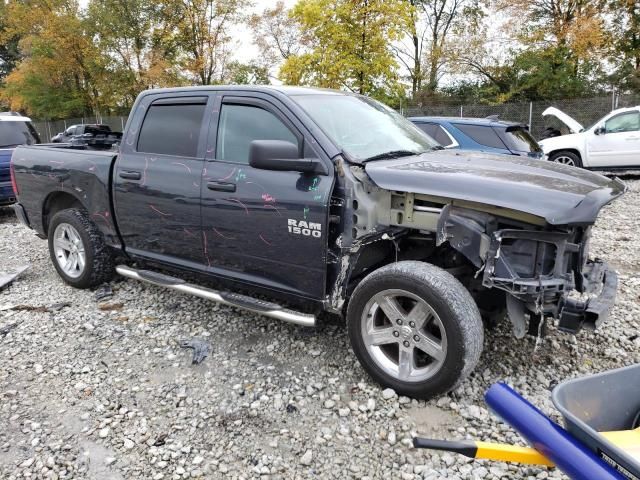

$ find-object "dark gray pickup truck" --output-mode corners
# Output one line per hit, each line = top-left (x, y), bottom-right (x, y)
(10, 86), (625, 399)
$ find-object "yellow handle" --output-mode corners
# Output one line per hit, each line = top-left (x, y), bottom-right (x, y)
(475, 427), (640, 466)
(475, 442), (554, 466)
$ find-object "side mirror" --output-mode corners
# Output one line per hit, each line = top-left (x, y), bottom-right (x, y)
(249, 140), (325, 174)
(594, 126), (606, 135)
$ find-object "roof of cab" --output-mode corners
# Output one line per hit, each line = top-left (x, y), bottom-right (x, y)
(138, 85), (348, 97)
(409, 116), (525, 127)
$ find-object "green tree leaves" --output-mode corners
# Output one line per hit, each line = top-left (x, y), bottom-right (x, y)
(280, 0), (411, 97)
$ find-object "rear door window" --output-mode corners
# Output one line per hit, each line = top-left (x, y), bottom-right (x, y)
(415, 123), (454, 147)
(137, 100), (206, 157)
(498, 127), (542, 154)
(415, 123), (439, 140)
(216, 103), (298, 164)
(454, 124), (507, 149)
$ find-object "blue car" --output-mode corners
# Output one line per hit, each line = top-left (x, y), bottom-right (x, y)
(0, 113), (40, 206)
(409, 116), (543, 159)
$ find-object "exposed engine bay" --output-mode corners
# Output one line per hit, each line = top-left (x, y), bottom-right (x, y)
(326, 157), (619, 339)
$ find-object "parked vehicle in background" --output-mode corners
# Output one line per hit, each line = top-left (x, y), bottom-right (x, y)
(11, 86), (624, 399)
(409, 116), (543, 159)
(51, 124), (122, 149)
(0, 112), (40, 206)
(539, 106), (640, 169)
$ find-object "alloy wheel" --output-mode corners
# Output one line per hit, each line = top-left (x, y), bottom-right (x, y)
(53, 223), (86, 279)
(360, 289), (447, 383)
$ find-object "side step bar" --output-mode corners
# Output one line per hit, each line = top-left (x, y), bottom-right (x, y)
(115, 265), (316, 327)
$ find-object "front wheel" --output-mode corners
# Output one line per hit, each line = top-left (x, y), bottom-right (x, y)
(48, 208), (115, 288)
(549, 150), (583, 168)
(347, 261), (484, 399)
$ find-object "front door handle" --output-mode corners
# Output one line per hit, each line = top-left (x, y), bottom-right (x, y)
(207, 181), (236, 192)
(119, 170), (142, 180)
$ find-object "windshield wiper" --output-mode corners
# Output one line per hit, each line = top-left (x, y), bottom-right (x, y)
(362, 150), (420, 163)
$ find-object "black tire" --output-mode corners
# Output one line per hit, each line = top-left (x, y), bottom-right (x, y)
(347, 261), (483, 399)
(47, 208), (115, 288)
(549, 150), (583, 168)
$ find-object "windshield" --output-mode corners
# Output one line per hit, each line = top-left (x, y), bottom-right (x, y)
(292, 94), (437, 161)
(0, 121), (40, 148)
(500, 127), (541, 153)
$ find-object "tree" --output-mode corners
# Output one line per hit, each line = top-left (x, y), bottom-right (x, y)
(249, 1), (303, 70)
(0, 1), (21, 83)
(222, 61), (270, 84)
(393, 0), (482, 98)
(280, 0), (411, 98)
(1, 0), (109, 118)
(607, 0), (640, 92)
(448, 0), (608, 101)
(495, 0), (605, 74)
(166, 0), (249, 85)
(86, 0), (184, 108)
(392, 0), (425, 97)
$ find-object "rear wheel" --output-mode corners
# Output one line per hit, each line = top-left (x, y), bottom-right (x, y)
(347, 261), (484, 399)
(48, 208), (114, 288)
(549, 150), (583, 168)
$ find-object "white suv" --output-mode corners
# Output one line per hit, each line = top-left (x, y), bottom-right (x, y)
(539, 106), (640, 169)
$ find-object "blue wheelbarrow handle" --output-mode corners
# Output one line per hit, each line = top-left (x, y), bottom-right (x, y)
(485, 383), (627, 480)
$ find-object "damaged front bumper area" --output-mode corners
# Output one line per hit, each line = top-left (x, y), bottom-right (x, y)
(557, 260), (617, 333)
(483, 228), (617, 335)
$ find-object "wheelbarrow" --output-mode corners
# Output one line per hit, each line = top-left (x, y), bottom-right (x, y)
(413, 364), (640, 480)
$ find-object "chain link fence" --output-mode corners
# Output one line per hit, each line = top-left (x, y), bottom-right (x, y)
(29, 93), (640, 143)
(31, 115), (128, 143)
(402, 93), (640, 139)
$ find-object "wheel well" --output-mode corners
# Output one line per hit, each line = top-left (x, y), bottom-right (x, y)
(346, 232), (468, 295)
(548, 148), (581, 160)
(42, 192), (85, 235)
(343, 230), (503, 321)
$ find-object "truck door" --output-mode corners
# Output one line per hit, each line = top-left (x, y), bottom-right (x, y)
(587, 110), (640, 167)
(201, 94), (333, 299)
(113, 94), (212, 267)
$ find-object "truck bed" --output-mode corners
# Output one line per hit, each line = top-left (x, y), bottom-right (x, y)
(11, 144), (120, 246)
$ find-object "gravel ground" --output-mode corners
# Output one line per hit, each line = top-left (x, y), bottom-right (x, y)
(1, 176), (639, 480)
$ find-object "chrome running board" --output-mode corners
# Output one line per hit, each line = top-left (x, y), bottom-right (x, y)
(115, 265), (316, 327)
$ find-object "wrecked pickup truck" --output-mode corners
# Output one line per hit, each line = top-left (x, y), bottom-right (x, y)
(10, 86), (625, 399)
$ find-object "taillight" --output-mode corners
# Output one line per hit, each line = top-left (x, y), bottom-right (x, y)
(9, 153), (19, 196)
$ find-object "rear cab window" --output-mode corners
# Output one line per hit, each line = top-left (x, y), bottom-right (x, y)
(137, 98), (207, 157)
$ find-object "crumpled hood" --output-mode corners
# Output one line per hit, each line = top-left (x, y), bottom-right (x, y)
(364, 149), (625, 225)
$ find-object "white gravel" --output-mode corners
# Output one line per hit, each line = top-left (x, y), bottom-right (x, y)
(1, 176), (639, 479)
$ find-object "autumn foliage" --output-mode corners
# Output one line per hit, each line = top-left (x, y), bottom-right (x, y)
(0, 0), (637, 118)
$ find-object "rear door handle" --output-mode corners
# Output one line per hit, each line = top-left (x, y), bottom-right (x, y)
(207, 181), (236, 192)
(119, 170), (142, 180)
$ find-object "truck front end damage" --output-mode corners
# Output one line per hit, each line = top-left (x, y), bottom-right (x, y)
(439, 207), (618, 337)
(328, 154), (624, 340)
